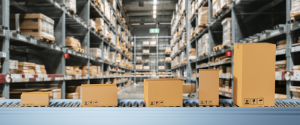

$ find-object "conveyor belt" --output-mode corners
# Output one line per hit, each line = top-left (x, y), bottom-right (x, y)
(1, 99), (300, 107)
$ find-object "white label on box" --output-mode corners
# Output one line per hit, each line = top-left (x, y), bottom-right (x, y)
(292, 46), (300, 52)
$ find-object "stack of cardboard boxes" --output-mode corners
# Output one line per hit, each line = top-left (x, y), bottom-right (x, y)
(65, 36), (84, 53)
(66, 86), (81, 99)
(35, 64), (47, 75)
(165, 47), (171, 53)
(276, 40), (286, 50)
(90, 48), (102, 58)
(276, 60), (286, 71)
(65, 65), (101, 75)
(197, 7), (208, 31)
(290, 0), (300, 19)
(189, 48), (196, 60)
(10, 13), (55, 43)
(143, 49), (150, 54)
(222, 18), (232, 47)
(65, 0), (77, 13)
(15, 62), (36, 74)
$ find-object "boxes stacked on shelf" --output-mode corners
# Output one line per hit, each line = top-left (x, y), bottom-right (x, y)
(143, 41), (149, 46)
(9, 60), (18, 73)
(276, 40), (286, 50)
(10, 13), (55, 43)
(109, 52), (115, 63)
(150, 41), (156, 46)
(143, 66), (150, 70)
(165, 47), (171, 54)
(15, 62), (36, 74)
(275, 93), (287, 99)
(90, 48), (102, 58)
(190, 1), (195, 20)
(165, 57), (172, 62)
(198, 34), (209, 56)
(158, 66), (165, 70)
(93, 18), (104, 34)
(198, 7), (208, 28)
(290, 86), (300, 99)
(35, 64), (47, 75)
(66, 86), (81, 99)
(189, 48), (196, 60)
(190, 28), (195, 40)
(136, 65), (143, 70)
(89, 19), (96, 29)
(290, 0), (300, 19)
(222, 18), (232, 47)
(65, 0), (77, 13)
(276, 60), (286, 71)
(66, 36), (84, 53)
(143, 49), (150, 54)
(39, 88), (61, 99)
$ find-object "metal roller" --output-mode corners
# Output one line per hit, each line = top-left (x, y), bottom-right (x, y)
(184, 101), (190, 107)
(191, 101), (198, 107)
(133, 101), (139, 107)
(119, 101), (125, 107)
(126, 102), (132, 107)
(140, 102), (144, 107)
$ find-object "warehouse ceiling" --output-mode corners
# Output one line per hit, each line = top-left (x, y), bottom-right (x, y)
(123, 0), (178, 25)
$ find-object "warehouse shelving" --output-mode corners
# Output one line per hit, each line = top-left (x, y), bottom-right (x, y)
(133, 36), (173, 84)
(170, 0), (299, 99)
(0, 0), (134, 99)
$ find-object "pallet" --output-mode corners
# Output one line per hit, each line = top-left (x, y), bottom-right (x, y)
(33, 35), (55, 43)
(213, 45), (223, 51)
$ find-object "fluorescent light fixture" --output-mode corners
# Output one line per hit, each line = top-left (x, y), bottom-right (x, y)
(153, 5), (157, 10)
(153, 10), (157, 14)
(132, 23), (140, 25)
(153, 14), (157, 18)
(145, 23), (156, 25)
(153, 0), (157, 4)
(160, 23), (171, 25)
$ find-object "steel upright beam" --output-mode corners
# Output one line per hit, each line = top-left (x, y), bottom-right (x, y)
(59, 0), (66, 99)
(286, 0), (292, 99)
(231, 2), (236, 99)
(185, 0), (192, 83)
(134, 36), (136, 84)
(156, 33), (159, 76)
(1, 0), (10, 99)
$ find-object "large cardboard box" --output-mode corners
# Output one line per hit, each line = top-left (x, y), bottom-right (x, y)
(144, 78), (183, 107)
(198, 69), (219, 106)
(21, 92), (49, 107)
(81, 84), (118, 107)
(233, 43), (276, 107)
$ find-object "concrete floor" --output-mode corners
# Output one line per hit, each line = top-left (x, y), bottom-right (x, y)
(118, 84), (197, 99)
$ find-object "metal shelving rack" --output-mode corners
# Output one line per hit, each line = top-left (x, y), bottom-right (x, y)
(171, 0), (300, 99)
(133, 36), (172, 84)
(0, 0), (134, 99)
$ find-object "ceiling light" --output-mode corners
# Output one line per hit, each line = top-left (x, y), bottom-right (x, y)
(153, 14), (157, 18)
(153, 5), (157, 10)
(153, 10), (157, 14)
(153, 0), (157, 4)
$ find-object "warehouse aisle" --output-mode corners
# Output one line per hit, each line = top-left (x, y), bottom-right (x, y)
(118, 84), (197, 99)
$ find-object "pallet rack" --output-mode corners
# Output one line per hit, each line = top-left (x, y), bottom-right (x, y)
(0, 0), (134, 99)
(171, 0), (300, 99)
(133, 36), (172, 84)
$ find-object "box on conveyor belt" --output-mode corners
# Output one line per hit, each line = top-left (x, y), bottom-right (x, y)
(233, 43), (275, 107)
(198, 69), (219, 106)
(10, 13), (55, 43)
(144, 78), (183, 107)
(81, 84), (118, 107)
(21, 92), (49, 107)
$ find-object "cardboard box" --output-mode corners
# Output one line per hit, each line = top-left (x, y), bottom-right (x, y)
(143, 49), (150, 54)
(150, 41), (156, 46)
(183, 83), (196, 94)
(66, 93), (79, 99)
(233, 43), (275, 107)
(65, 36), (81, 47)
(198, 69), (219, 106)
(144, 78), (183, 107)
(143, 41), (150, 46)
(143, 66), (150, 70)
(65, 66), (75, 75)
(21, 92), (49, 107)
(90, 48), (102, 58)
(81, 84), (118, 107)
(65, 0), (77, 13)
